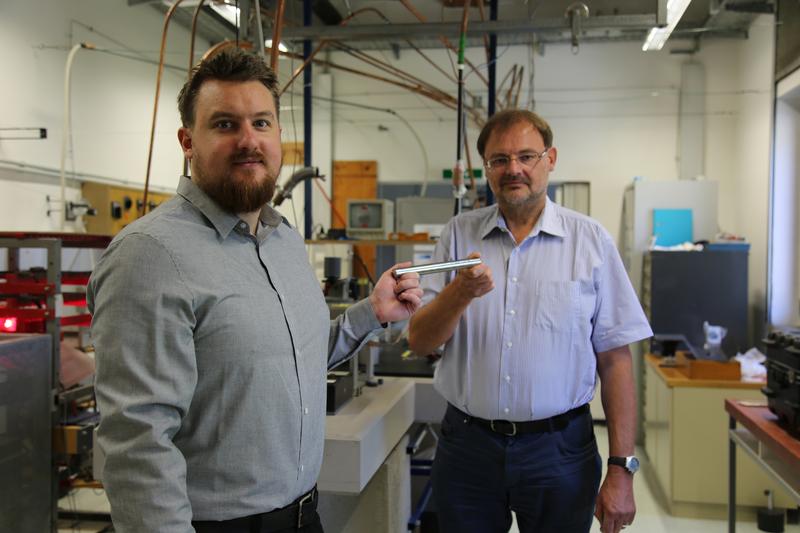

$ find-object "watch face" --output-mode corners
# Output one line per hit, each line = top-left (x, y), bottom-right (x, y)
(626, 456), (640, 473)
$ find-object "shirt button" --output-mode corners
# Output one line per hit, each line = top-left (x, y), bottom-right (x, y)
(300, 464), (304, 472)
(504, 407), (510, 414)
(505, 375), (511, 382)
(511, 277), (518, 283)
(506, 341), (513, 348)
(304, 407), (309, 415)
(508, 309), (516, 316)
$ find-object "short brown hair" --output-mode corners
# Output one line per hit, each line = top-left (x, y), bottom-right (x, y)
(177, 48), (280, 127)
(476, 109), (553, 158)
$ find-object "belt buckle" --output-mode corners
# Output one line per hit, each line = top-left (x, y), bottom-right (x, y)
(297, 489), (314, 529)
(490, 419), (517, 436)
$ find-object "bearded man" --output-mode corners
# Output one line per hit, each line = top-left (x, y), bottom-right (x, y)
(88, 48), (422, 533)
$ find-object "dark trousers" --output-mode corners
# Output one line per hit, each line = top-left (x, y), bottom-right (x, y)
(192, 488), (323, 533)
(193, 512), (323, 533)
(432, 404), (602, 533)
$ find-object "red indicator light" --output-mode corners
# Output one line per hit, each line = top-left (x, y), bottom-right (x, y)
(1, 317), (17, 332)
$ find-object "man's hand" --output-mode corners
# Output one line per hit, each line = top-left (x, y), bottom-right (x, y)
(369, 262), (424, 324)
(451, 252), (494, 301)
(594, 468), (635, 533)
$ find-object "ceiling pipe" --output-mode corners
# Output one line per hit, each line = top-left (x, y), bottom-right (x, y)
(253, 0), (265, 56)
(270, 0), (286, 72)
(189, 0), (207, 70)
(398, 0), (490, 88)
(141, 0), (188, 219)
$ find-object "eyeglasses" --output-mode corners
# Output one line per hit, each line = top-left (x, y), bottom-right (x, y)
(484, 149), (550, 172)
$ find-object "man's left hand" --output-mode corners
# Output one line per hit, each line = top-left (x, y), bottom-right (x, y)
(369, 262), (424, 324)
(594, 468), (635, 533)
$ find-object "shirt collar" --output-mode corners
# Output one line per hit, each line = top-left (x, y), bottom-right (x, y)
(176, 176), (282, 239)
(479, 196), (567, 240)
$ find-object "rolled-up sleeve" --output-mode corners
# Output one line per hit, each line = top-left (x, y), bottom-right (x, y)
(88, 233), (197, 533)
(591, 232), (653, 354)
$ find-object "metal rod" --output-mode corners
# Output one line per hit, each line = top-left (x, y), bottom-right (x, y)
(393, 258), (481, 278)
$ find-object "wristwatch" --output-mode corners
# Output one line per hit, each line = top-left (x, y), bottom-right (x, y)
(608, 455), (640, 474)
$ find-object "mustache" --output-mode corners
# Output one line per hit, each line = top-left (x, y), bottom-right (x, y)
(230, 150), (265, 163)
(499, 175), (530, 186)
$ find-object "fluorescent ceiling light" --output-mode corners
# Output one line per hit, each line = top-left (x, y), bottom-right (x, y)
(642, 0), (692, 51)
(266, 39), (288, 53)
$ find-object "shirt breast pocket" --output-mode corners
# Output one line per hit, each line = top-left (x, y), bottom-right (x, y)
(531, 280), (579, 334)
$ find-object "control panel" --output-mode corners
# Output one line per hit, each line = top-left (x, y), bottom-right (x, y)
(81, 182), (173, 236)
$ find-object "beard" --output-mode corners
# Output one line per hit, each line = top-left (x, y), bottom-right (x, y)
(191, 150), (279, 214)
(494, 174), (545, 211)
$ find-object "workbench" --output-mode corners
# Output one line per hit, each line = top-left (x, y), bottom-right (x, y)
(644, 354), (793, 519)
(726, 399), (800, 531)
(317, 377), (415, 533)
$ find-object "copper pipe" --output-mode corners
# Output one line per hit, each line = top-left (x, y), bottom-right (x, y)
(332, 43), (451, 100)
(279, 8), (389, 97)
(497, 65), (517, 109)
(279, 40), (329, 96)
(476, 0), (490, 64)
(341, 7), (391, 25)
(278, 5), (476, 118)
(270, 0), (286, 72)
(398, 0), (489, 87)
(505, 65), (518, 108)
(513, 66), (524, 108)
(184, 0), (208, 178)
(142, 0), (187, 218)
(189, 0), (208, 71)
(201, 39), (243, 62)
(407, 41), (456, 83)
(280, 49), (459, 109)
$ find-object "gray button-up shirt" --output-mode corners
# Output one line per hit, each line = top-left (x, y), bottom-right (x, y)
(88, 177), (382, 532)
(422, 198), (652, 422)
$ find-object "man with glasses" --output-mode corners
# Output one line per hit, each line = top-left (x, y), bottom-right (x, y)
(408, 109), (651, 533)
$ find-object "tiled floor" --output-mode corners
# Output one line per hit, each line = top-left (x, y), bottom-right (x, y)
(58, 425), (797, 532)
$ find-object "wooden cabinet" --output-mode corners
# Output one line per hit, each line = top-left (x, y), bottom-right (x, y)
(331, 160), (378, 279)
(643, 355), (793, 518)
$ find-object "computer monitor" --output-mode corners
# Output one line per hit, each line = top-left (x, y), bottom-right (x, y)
(346, 199), (394, 239)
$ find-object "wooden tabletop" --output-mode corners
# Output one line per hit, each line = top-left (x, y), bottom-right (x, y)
(725, 398), (800, 476)
(646, 354), (765, 389)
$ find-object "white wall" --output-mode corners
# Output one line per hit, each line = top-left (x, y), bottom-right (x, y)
(700, 16), (775, 337)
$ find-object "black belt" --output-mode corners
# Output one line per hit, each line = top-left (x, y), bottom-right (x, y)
(452, 403), (590, 437)
(192, 486), (318, 533)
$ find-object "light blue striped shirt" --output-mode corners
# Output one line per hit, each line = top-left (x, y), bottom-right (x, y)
(422, 198), (652, 422)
